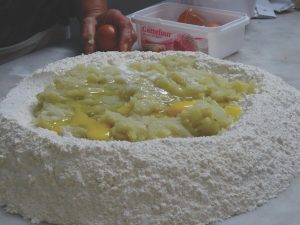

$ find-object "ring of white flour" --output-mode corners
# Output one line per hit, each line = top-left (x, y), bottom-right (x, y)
(0, 52), (300, 225)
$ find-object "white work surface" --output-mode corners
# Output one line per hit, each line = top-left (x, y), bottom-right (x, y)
(0, 10), (300, 225)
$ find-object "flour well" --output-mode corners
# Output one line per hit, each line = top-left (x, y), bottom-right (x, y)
(0, 51), (300, 225)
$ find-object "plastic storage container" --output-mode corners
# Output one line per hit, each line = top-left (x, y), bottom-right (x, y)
(168, 0), (257, 18)
(130, 2), (250, 58)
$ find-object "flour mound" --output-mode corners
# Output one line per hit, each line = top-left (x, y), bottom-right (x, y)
(0, 51), (300, 225)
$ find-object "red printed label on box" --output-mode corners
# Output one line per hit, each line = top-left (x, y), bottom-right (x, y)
(140, 25), (208, 53)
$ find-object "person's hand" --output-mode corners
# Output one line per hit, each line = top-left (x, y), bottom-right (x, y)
(81, 0), (136, 54)
(96, 9), (137, 52)
(81, 0), (107, 53)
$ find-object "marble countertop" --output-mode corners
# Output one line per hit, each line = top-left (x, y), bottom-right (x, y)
(0, 10), (300, 225)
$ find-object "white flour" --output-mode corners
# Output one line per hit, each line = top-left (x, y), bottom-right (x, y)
(0, 51), (300, 225)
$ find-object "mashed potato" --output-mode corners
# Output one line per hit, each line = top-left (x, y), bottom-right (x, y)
(33, 55), (255, 141)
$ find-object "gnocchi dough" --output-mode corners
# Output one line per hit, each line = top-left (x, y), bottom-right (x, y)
(34, 56), (255, 141)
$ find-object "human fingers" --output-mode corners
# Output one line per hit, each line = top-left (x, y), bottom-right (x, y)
(81, 16), (98, 54)
(118, 21), (137, 51)
(97, 9), (137, 51)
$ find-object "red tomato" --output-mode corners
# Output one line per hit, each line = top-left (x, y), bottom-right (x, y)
(177, 8), (206, 26)
(95, 24), (118, 51)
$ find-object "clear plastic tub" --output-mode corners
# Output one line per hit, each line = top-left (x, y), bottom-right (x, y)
(130, 2), (250, 58)
(169, 0), (257, 18)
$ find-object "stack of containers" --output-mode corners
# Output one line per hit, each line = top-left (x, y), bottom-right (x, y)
(130, 2), (250, 58)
